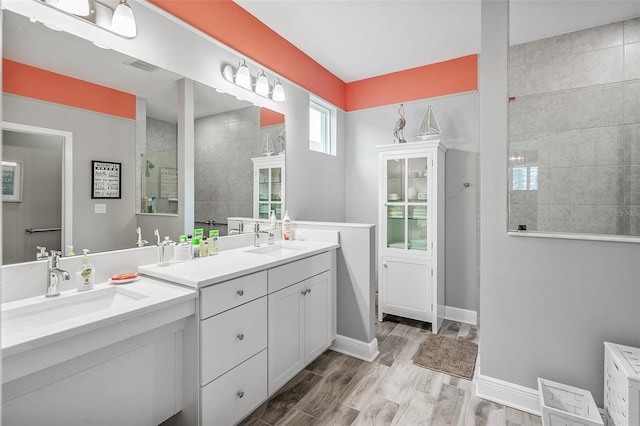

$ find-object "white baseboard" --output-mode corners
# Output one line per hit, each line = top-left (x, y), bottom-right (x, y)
(444, 305), (477, 325)
(476, 374), (541, 416)
(329, 335), (379, 362)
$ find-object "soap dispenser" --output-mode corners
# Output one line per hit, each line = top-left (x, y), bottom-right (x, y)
(282, 210), (292, 241)
(77, 249), (95, 292)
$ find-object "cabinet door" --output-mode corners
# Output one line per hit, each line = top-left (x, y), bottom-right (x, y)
(270, 167), (283, 219)
(303, 271), (332, 363)
(257, 167), (270, 219)
(382, 154), (431, 254)
(382, 257), (432, 322)
(268, 282), (304, 395)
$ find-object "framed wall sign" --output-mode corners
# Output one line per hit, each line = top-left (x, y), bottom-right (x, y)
(2, 160), (23, 202)
(92, 160), (121, 199)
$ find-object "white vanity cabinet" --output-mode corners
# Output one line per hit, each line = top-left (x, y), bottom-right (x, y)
(267, 252), (335, 394)
(195, 249), (336, 424)
(377, 140), (446, 332)
(199, 271), (268, 426)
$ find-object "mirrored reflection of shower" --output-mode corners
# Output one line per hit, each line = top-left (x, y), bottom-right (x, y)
(145, 160), (155, 177)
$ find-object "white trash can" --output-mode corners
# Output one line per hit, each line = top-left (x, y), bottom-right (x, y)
(538, 378), (604, 426)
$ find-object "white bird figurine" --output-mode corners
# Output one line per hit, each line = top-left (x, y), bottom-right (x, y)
(393, 104), (407, 144)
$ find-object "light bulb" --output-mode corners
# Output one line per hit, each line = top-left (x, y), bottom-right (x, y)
(112, 0), (137, 38)
(255, 70), (269, 97)
(272, 80), (286, 102)
(235, 59), (251, 90)
(223, 65), (234, 82)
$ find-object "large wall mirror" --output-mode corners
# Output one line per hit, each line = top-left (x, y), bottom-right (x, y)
(508, 2), (640, 238)
(2, 8), (285, 264)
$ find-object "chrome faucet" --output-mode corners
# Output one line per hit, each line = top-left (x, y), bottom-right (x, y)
(229, 220), (244, 235)
(254, 223), (271, 247)
(46, 250), (70, 298)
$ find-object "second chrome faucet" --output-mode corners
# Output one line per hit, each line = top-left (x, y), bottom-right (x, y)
(46, 250), (70, 297)
(254, 223), (274, 247)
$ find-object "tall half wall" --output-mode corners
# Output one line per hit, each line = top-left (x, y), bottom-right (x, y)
(478, 0), (640, 412)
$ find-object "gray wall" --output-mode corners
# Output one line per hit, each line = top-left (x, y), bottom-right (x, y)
(345, 93), (479, 312)
(479, 0), (640, 406)
(508, 17), (640, 235)
(194, 106), (262, 230)
(3, 94), (137, 253)
(2, 131), (62, 264)
(286, 90), (347, 223)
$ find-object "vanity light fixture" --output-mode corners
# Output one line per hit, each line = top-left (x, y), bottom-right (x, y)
(36, 0), (138, 38)
(112, 0), (137, 38)
(221, 59), (286, 102)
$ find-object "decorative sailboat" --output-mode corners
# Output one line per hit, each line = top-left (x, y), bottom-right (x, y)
(416, 105), (441, 140)
(262, 133), (274, 156)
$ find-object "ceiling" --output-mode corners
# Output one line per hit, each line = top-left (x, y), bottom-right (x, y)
(235, 0), (640, 83)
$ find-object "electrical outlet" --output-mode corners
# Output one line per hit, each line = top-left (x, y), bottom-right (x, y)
(95, 204), (106, 214)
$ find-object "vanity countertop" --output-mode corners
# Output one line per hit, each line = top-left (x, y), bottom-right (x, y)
(1, 277), (197, 358)
(138, 240), (340, 289)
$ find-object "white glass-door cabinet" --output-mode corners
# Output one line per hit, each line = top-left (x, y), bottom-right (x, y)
(377, 140), (446, 333)
(251, 156), (285, 220)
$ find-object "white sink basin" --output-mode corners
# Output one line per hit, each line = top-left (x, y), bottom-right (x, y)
(245, 244), (304, 257)
(2, 286), (148, 336)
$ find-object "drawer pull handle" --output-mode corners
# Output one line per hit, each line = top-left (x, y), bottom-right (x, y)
(307, 288), (312, 294)
(301, 290), (307, 295)
(237, 333), (245, 341)
(237, 290), (244, 296)
(237, 390), (244, 399)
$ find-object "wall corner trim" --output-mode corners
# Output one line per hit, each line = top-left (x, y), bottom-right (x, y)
(476, 374), (541, 416)
(444, 306), (477, 325)
(330, 335), (379, 362)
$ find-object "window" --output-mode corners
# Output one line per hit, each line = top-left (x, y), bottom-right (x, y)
(511, 166), (538, 191)
(309, 96), (336, 155)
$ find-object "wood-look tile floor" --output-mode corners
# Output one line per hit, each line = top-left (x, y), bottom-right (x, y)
(240, 316), (542, 426)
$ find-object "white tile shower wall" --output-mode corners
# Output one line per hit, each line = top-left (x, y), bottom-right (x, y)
(508, 17), (640, 236)
(194, 106), (263, 233)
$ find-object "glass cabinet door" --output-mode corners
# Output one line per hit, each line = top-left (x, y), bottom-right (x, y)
(384, 155), (430, 252)
(257, 166), (284, 219)
(386, 158), (405, 249)
(271, 167), (283, 219)
(407, 157), (429, 252)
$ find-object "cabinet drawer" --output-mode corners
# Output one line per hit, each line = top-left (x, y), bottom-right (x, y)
(201, 350), (267, 426)
(268, 251), (331, 293)
(200, 271), (267, 319)
(201, 297), (267, 385)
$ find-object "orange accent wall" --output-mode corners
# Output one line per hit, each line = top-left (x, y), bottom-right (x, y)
(260, 108), (285, 127)
(149, 0), (347, 110)
(3, 59), (136, 120)
(345, 55), (478, 111)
